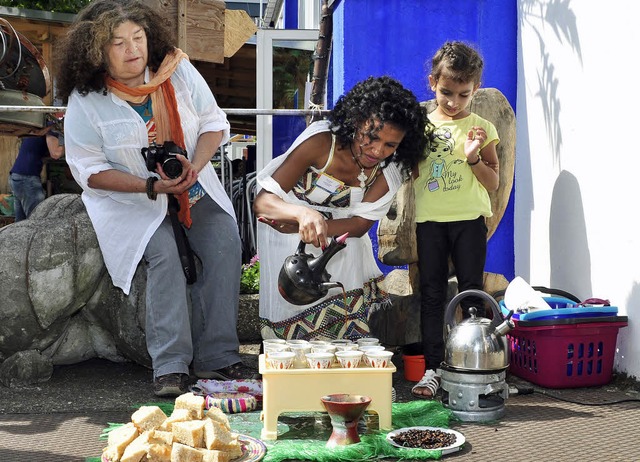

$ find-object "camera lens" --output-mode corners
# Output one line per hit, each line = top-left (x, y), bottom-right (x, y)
(163, 158), (183, 179)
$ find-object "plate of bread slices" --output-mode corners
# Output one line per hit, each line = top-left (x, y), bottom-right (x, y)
(101, 392), (266, 462)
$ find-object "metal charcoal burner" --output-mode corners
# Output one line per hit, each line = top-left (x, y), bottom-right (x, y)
(439, 366), (508, 422)
(437, 290), (514, 422)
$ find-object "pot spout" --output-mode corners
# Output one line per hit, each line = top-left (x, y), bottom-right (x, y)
(493, 311), (515, 337)
(320, 281), (343, 291)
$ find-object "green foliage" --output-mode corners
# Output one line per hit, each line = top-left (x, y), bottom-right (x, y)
(0, 0), (90, 14)
(240, 255), (260, 294)
(272, 48), (313, 109)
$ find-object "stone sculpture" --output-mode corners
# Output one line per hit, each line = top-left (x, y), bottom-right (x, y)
(0, 194), (149, 386)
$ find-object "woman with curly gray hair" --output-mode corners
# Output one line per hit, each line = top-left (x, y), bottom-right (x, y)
(57, 0), (257, 397)
(253, 76), (430, 341)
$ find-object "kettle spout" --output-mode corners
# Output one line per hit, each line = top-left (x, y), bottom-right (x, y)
(491, 309), (515, 337)
(320, 281), (343, 291)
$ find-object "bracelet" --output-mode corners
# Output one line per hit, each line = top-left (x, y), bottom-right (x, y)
(146, 177), (158, 200)
(468, 154), (482, 166)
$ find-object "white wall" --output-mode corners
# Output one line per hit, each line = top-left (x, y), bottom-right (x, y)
(516, 1), (640, 378)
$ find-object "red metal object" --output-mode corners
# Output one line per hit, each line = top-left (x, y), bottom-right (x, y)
(0, 17), (52, 136)
(0, 18), (51, 97)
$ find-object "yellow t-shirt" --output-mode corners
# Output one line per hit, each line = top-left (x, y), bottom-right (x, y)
(414, 112), (499, 223)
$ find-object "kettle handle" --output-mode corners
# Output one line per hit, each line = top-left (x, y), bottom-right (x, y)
(444, 289), (503, 332)
(294, 240), (307, 255)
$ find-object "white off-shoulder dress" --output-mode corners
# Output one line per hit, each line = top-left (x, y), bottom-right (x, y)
(256, 120), (403, 341)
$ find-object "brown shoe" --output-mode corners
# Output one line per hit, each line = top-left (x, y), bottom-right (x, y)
(153, 373), (190, 397)
(195, 362), (260, 381)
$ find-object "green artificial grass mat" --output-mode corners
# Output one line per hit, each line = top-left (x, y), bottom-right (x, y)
(87, 400), (454, 461)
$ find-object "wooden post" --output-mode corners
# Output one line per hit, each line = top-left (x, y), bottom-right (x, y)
(142, 0), (225, 64)
(309, 0), (333, 123)
(177, 0), (187, 51)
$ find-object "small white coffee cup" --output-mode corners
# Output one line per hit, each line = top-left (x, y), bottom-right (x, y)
(288, 343), (312, 368)
(335, 350), (364, 369)
(364, 350), (393, 368)
(263, 342), (289, 358)
(306, 351), (334, 369)
(266, 351), (295, 370)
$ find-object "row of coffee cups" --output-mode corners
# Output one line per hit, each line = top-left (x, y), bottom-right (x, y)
(263, 338), (393, 370)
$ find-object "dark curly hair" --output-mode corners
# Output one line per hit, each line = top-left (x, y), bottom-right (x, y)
(329, 76), (431, 175)
(431, 41), (484, 85)
(54, 0), (176, 103)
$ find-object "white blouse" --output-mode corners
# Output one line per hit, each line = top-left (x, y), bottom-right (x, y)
(64, 59), (232, 294)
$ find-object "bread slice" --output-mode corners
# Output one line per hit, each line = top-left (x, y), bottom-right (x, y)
(172, 419), (206, 448)
(120, 430), (151, 462)
(159, 408), (191, 431)
(199, 449), (231, 462)
(204, 406), (230, 431)
(203, 419), (234, 450)
(147, 442), (172, 462)
(174, 393), (206, 419)
(131, 406), (167, 432)
(102, 445), (121, 462)
(229, 441), (243, 460)
(149, 429), (174, 446)
(214, 440), (242, 460)
(171, 442), (204, 462)
(103, 422), (140, 461)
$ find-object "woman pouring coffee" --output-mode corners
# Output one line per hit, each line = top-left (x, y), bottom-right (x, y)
(254, 76), (430, 341)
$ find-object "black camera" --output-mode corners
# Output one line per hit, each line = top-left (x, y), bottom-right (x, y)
(141, 141), (186, 179)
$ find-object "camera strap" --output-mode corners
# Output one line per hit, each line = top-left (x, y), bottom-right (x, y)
(167, 195), (197, 285)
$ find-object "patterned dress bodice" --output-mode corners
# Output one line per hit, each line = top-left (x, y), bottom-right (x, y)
(291, 134), (362, 215)
(292, 169), (353, 210)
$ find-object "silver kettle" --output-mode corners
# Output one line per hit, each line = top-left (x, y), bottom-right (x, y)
(443, 289), (515, 371)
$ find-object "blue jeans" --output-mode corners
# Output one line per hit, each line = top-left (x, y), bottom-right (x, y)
(9, 173), (45, 221)
(143, 194), (242, 378)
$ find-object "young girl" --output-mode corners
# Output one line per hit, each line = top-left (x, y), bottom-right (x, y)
(412, 41), (500, 399)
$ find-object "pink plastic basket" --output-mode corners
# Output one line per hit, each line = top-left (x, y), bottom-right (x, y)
(507, 320), (627, 388)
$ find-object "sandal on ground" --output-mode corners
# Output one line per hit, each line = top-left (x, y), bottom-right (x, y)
(411, 369), (440, 400)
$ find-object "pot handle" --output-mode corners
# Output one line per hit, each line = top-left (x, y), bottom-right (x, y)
(294, 240), (307, 255)
(444, 289), (503, 332)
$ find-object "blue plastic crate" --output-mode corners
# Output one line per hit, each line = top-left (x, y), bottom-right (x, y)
(500, 297), (618, 321)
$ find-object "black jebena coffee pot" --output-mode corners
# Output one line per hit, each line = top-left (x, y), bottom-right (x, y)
(277, 232), (349, 305)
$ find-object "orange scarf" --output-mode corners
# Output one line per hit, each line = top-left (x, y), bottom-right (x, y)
(106, 48), (193, 228)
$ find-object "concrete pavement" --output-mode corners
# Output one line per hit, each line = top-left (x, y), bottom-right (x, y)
(1, 344), (640, 461)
